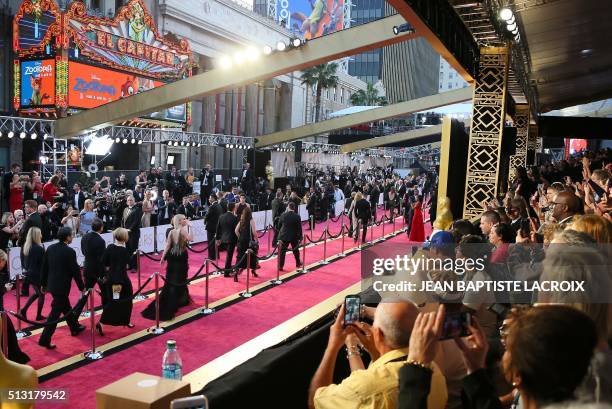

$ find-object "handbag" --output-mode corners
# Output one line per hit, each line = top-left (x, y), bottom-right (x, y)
(248, 229), (259, 253)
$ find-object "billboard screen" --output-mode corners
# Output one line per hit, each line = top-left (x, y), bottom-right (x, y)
(280, 0), (344, 39)
(20, 59), (55, 107)
(68, 61), (186, 122)
(569, 139), (587, 155)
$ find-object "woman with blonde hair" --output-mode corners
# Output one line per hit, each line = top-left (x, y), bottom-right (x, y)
(61, 205), (80, 233)
(142, 226), (191, 321)
(97, 227), (134, 335)
(570, 214), (612, 244)
(79, 199), (96, 234)
(141, 190), (154, 228)
(20, 227), (46, 321)
(0, 212), (21, 252)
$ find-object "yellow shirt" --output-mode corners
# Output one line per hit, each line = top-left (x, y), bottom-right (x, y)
(314, 348), (448, 409)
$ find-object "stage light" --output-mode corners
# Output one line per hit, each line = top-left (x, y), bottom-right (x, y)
(291, 38), (304, 47)
(43, 133), (49, 140)
(263, 45), (273, 55)
(137, 139), (143, 145)
(30, 132), (37, 140)
(39, 155), (49, 165)
(122, 138), (128, 144)
(246, 47), (260, 61)
(198, 143), (202, 147)
(233, 51), (245, 64)
(19, 132), (26, 139)
(115, 137), (121, 143)
(180, 141), (185, 146)
(0, 131), (2, 137)
(173, 141), (179, 146)
(507, 21), (516, 32)
(8, 131), (14, 138)
(392, 23), (415, 36)
(219, 56), (233, 69)
(86, 136), (114, 155)
(276, 40), (287, 51)
(131, 138), (136, 144)
(499, 7), (513, 21)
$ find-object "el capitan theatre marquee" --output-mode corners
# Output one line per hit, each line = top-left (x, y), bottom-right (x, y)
(13, 0), (194, 126)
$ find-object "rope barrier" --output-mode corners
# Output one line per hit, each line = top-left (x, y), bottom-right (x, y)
(141, 252), (163, 262)
(187, 243), (209, 253)
(9, 289), (91, 328)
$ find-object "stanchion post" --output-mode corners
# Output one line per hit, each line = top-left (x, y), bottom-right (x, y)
(320, 228), (330, 265)
(84, 290), (103, 360)
(310, 215), (314, 234)
(369, 219), (374, 243)
(134, 250), (147, 301)
(267, 224), (273, 256)
(272, 241), (282, 285)
(201, 261), (214, 314)
(1, 311), (9, 357)
(14, 272), (31, 339)
(301, 236), (309, 273)
(241, 251), (253, 298)
(148, 272), (165, 334)
(382, 215), (386, 238)
(393, 214), (396, 232)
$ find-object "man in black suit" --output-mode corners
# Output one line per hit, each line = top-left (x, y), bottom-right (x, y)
(306, 187), (318, 231)
(122, 195), (142, 270)
(18, 200), (43, 247)
(81, 218), (106, 290)
(39, 227), (86, 349)
(177, 196), (195, 219)
(71, 183), (87, 211)
(199, 164), (214, 200)
(369, 183), (381, 213)
(271, 191), (285, 247)
(278, 202), (303, 271)
(133, 185), (145, 203)
(205, 194), (223, 260)
(216, 202), (238, 276)
(240, 162), (255, 197)
(156, 190), (176, 225)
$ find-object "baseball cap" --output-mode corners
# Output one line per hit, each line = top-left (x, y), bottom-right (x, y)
(423, 230), (455, 250)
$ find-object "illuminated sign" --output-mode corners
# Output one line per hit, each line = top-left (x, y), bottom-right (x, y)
(20, 59), (55, 107)
(280, 0), (344, 39)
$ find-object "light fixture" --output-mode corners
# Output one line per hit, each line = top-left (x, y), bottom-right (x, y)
(115, 137), (121, 143)
(85, 136), (114, 155)
(137, 139), (143, 144)
(39, 155), (49, 165)
(291, 38), (305, 48)
(8, 131), (14, 138)
(122, 138), (128, 144)
(43, 133), (49, 140)
(580, 48), (593, 56)
(198, 143), (202, 147)
(30, 132), (37, 140)
(167, 140), (172, 145)
(19, 132), (26, 139)
(131, 138), (136, 144)
(0, 131), (2, 138)
(392, 23), (415, 36)
(180, 141), (185, 146)
(173, 141), (179, 146)
(276, 40), (287, 51)
(499, 7), (513, 21)
(263, 45), (273, 55)
(506, 21), (516, 32)
(246, 47), (260, 61)
(219, 56), (232, 69)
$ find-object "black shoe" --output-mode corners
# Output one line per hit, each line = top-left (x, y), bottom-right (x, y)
(96, 323), (104, 336)
(36, 314), (47, 321)
(39, 342), (57, 350)
(126, 323), (135, 328)
(251, 271), (258, 278)
(233, 274), (239, 282)
(224, 273), (231, 278)
(19, 308), (27, 320)
(71, 324), (86, 336)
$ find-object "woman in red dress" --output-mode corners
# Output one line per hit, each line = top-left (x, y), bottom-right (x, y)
(9, 174), (24, 213)
(408, 195), (425, 242)
(42, 175), (61, 204)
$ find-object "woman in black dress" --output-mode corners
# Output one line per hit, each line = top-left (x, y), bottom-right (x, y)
(96, 228), (134, 335)
(20, 227), (46, 321)
(142, 226), (191, 321)
(234, 206), (259, 282)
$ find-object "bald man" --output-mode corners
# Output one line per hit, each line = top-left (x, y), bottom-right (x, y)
(308, 301), (447, 409)
(551, 191), (583, 226)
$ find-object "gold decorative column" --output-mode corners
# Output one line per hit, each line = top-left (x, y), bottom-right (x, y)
(463, 46), (509, 219)
(508, 104), (530, 181)
(528, 124), (539, 165)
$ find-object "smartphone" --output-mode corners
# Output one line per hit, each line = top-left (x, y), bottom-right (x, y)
(170, 395), (208, 409)
(343, 295), (361, 327)
(588, 180), (606, 202)
(440, 311), (472, 340)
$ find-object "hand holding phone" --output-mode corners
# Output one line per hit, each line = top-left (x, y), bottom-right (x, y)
(343, 295), (361, 327)
(440, 311), (472, 340)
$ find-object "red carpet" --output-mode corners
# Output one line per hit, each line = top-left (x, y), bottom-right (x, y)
(14, 210), (404, 369)
(35, 220), (418, 409)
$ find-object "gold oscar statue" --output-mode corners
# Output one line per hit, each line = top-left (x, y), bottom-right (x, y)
(0, 314), (38, 409)
(265, 160), (275, 190)
(432, 197), (453, 231)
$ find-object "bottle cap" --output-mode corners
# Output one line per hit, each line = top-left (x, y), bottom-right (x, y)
(167, 340), (176, 348)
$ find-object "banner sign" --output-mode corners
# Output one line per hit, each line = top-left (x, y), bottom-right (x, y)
(139, 226), (156, 254)
(20, 59), (55, 107)
(278, 0), (345, 40)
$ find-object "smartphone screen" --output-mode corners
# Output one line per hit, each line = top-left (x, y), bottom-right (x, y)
(344, 295), (361, 326)
(440, 312), (472, 340)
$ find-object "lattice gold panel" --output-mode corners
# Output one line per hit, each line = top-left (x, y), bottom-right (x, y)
(508, 105), (529, 181)
(463, 47), (509, 219)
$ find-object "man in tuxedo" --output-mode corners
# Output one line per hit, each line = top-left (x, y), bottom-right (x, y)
(278, 202), (303, 271)
(133, 185), (145, 203)
(71, 183), (87, 211)
(122, 195), (142, 270)
(240, 163), (255, 197)
(215, 202), (238, 276)
(177, 196), (195, 219)
(262, 187), (274, 211)
(37, 204), (54, 242)
(369, 183), (381, 214)
(205, 194), (223, 260)
(157, 190), (176, 225)
(199, 164), (214, 200)
(271, 191), (286, 247)
(166, 166), (185, 202)
(306, 187), (318, 231)
(39, 227), (86, 349)
(81, 218), (106, 290)
(18, 200), (42, 247)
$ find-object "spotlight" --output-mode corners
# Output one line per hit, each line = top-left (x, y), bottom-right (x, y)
(0, 131), (2, 137)
(180, 141), (185, 146)
(506, 21), (516, 31)
(219, 56), (233, 69)
(499, 7), (513, 21)
(8, 131), (14, 138)
(173, 141), (179, 146)
(122, 138), (128, 144)
(30, 133), (37, 140)
(19, 132), (26, 139)
(167, 141), (172, 145)
(276, 40), (287, 51)
(115, 137), (121, 143)
(246, 47), (260, 61)
(263, 45), (273, 55)
(198, 143), (202, 147)
(233, 51), (245, 64)
(291, 38), (304, 47)
(43, 133), (49, 140)
(225, 143), (230, 148)
(392, 23), (415, 36)
(137, 139), (143, 144)
(131, 138), (136, 144)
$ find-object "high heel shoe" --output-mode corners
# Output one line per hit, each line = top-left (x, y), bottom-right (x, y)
(36, 314), (47, 321)
(126, 323), (135, 328)
(251, 270), (258, 278)
(95, 323), (104, 336)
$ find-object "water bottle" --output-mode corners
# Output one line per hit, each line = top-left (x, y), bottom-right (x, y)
(162, 340), (183, 380)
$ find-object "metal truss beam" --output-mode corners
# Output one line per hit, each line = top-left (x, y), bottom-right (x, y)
(256, 87), (473, 147)
(341, 125), (443, 153)
(0, 115), (54, 136)
(55, 15), (416, 139)
(90, 126), (254, 147)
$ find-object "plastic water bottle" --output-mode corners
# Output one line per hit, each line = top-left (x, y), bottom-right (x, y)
(162, 340), (183, 380)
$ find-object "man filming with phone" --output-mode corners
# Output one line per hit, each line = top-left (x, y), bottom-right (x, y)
(308, 300), (447, 409)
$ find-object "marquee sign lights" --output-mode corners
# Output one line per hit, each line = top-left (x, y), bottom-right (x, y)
(13, 0), (193, 125)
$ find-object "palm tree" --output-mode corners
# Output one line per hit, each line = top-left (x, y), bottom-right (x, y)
(300, 63), (339, 122)
(350, 82), (388, 106)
